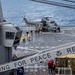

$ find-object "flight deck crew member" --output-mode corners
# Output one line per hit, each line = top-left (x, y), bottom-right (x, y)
(47, 59), (54, 74)
(22, 35), (26, 43)
(16, 67), (24, 75)
(30, 30), (33, 36)
(28, 33), (30, 41)
(26, 31), (29, 36)
(10, 69), (16, 75)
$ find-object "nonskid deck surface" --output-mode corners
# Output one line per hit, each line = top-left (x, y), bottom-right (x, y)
(12, 26), (75, 75)
(13, 26), (75, 57)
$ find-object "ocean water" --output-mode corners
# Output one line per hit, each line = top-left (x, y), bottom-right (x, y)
(1, 0), (75, 26)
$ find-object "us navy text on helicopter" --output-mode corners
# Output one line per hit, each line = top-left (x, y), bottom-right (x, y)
(0, 45), (75, 72)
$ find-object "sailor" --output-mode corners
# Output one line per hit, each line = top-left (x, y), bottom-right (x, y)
(22, 35), (26, 43)
(47, 59), (54, 74)
(30, 30), (33, 36)
(28, 32), (30, 41)
(10, 69), (17, 75)
(16, 67), (24, 75)
(26, 31), (29, 36)
(12, 54), (17, 60)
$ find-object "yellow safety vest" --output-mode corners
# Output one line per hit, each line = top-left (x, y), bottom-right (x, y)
(22, 35), (26, 40)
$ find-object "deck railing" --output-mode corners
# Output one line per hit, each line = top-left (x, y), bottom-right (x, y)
(57, 67), (72, 75)
(24, 65), (72, 75)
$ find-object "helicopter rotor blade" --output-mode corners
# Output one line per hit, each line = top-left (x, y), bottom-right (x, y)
(21, 16), (25, 22)
(21, 12), (26, 18)
(21, 13), (27, 22)
(31, 0), (75, 9)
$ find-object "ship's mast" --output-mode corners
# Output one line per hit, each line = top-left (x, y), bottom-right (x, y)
(0, 0), (4, 22)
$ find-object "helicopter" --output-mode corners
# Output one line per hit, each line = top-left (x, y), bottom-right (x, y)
(23, 16), (60, 32)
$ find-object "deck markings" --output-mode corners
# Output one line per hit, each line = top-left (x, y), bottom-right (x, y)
(0, 42), (75, 72)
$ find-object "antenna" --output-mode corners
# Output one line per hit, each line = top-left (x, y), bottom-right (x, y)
(31, 0), (75, 9)
(0, 0), (4, 22)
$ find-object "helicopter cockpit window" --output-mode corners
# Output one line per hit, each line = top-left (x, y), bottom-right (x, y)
(42, 17), (49, 21)
(45, 17), (49, 21)
(6, 32), (15, 39)
(50, 21), (55, 23)
(15, 26), (21, 31)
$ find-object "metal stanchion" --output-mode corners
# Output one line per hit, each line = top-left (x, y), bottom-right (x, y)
(57, 67), (72, 75)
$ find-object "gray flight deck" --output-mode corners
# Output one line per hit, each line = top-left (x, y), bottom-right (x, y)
(12, 26), (75, 58)
(12, 26), (75, 75)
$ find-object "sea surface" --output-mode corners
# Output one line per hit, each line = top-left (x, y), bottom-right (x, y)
(1, 0), (75, 26)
